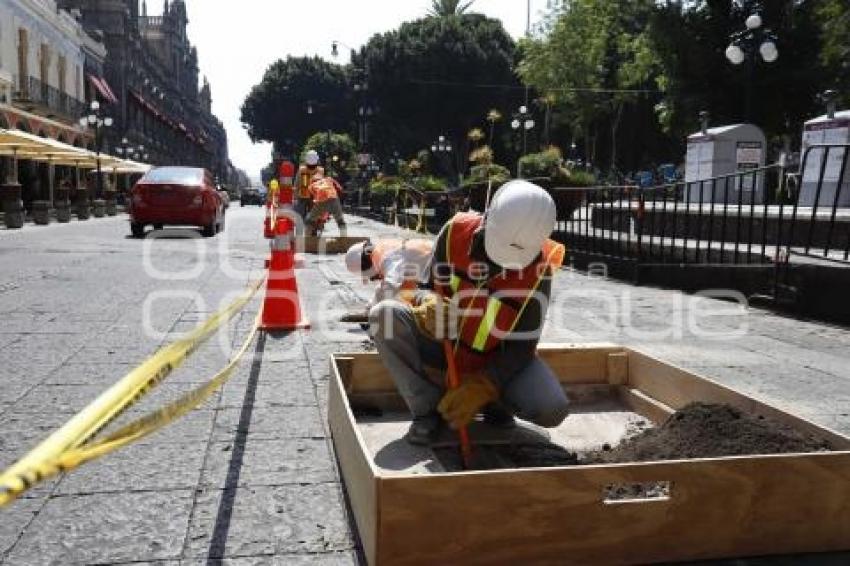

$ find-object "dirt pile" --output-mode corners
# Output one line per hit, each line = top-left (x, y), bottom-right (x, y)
(586, 402), (830, 464)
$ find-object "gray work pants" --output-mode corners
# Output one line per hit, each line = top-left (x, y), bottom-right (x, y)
(306, 198), (346, 234)
(369, 300), (570, 426)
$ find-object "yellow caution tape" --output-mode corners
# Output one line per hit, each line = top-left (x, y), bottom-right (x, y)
(0, 278), (264, 507)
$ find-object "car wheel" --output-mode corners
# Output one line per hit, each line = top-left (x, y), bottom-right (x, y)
(201, 221), (216, 237)
(130, 222), (145, 238)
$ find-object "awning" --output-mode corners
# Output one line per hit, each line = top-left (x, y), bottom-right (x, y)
(101, 78), (118, 104)
(0, 128), (140, 170)
(88, 75), (118, 104)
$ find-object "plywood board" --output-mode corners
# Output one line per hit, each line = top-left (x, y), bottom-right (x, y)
(327, 356), (379, 564)
(299, 235), (369, 254)
(342, 344), (627, 396)
(376, 452), (850, 565)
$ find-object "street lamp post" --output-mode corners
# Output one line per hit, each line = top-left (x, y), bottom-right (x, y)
(79, 100), (113, 198)
(725, 12), (779, 122)
(431, 135), (456, 184)
(511, 106), (536, 178)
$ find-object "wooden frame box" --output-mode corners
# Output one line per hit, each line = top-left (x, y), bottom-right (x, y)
(328, 344), (850, 565)
(298, 235), (368, 254)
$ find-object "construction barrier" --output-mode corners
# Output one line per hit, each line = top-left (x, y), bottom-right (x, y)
(0, 278), (264, 507)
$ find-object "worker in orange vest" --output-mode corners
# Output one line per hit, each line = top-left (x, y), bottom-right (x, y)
(345, 238), (434, 304)
(306, 174), (346, 236)
(369, 180), (569, 445)
(294, 150), (324, 221)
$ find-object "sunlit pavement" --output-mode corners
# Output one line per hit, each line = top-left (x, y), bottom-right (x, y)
(1, 207), (848, 563)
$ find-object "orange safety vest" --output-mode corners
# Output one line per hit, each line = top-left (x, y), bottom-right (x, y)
(371, 238), (433, 290)
(298, 165), (324, 199)
(310, 177), (341, 203)
(435, 212), (565, 373)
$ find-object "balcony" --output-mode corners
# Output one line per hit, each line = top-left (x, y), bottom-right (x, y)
(12, 76), (85, 122)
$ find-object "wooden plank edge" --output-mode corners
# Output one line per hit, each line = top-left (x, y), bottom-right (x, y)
(328, 354), (381, 565)
(619, 386), (675, 425)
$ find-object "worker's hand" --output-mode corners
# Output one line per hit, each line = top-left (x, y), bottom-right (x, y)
(411, 292), (458, 340)
(438, 373), (499, 430)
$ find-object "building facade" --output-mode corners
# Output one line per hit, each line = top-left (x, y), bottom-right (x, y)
(56, 0), (229, 179)
(0, 0), (102, 145)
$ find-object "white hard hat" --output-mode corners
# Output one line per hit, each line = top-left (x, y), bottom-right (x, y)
(345, 241), (368, 274)
(484, 180), (556, 269)
(305, 150), (320, 166)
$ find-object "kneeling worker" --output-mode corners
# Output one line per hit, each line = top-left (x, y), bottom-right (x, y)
(345, 238), (434, 304)
(369, 180), (569, 444)
(306, 174), (347, 236)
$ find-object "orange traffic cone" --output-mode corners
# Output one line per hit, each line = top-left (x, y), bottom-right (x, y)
(260, 234), (309, 330)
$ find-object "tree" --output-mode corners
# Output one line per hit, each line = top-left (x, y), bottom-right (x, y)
(241, 57), (349, 153)
(358, 13), (518, 159)
(519, 0), (662, 172)
(817, 0), (850, 105)
(302, 131), (357, 173)
(428, 0), (474, 17)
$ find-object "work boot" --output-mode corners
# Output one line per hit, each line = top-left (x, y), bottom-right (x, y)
(406, 412), (442, 446)
(482, 403), (516, 429)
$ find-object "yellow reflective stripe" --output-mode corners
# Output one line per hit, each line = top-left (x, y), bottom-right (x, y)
(450, 275), (461, 293)
(472, 298), (502, 351)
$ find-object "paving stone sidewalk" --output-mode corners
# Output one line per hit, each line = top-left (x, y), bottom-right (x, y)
(1, 212), (848, 564)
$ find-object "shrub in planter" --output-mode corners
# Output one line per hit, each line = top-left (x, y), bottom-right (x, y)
(518, 146), (570, 185)
(411, 176), (448, 193)
(462, 164), (511, 211)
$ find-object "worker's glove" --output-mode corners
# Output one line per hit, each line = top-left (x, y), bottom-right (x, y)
(438, 373), (499, 430)
(411, 292), (458, 340)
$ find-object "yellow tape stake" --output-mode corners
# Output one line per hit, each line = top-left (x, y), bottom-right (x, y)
(0, 278), (264, 507)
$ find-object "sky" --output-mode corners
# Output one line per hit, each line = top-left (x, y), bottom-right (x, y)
(153, 0), (546, 181)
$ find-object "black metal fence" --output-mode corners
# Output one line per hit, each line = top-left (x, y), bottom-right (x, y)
(554, 143), (850, 269)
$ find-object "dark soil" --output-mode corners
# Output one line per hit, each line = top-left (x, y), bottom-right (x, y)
(585, 402), (831, 464)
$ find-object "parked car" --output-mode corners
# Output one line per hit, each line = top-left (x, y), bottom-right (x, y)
(129, 166), (225, 238)
(240, 187), (264, 206)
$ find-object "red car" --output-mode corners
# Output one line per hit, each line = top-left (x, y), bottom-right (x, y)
(129, 167), (225, 238)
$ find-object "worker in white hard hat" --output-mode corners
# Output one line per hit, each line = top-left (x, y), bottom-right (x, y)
(294, 150), (324, 222)
(345, 238), (434, 304)
(369, 180), (569, 445)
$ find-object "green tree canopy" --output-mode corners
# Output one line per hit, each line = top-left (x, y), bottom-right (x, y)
(358, 13), (519, 158)
(241, 56), (349, 153)
(817, 0), (850, 105)
(303, 131), (357, 168)
(519, 0), (662, 171)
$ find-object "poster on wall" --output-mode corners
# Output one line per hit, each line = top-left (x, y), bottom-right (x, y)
(736, 141), (763, 192)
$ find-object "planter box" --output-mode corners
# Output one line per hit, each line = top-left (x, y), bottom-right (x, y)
(328, 344), (850, 565)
